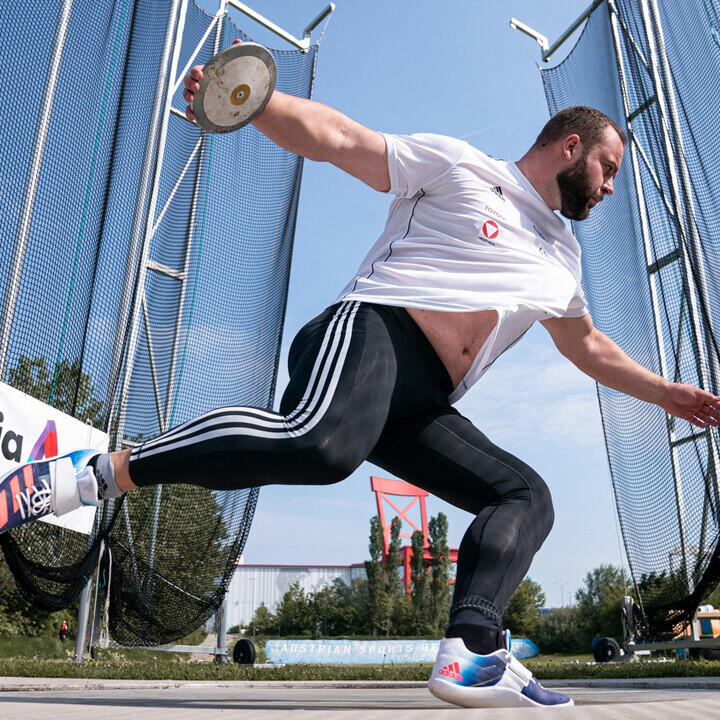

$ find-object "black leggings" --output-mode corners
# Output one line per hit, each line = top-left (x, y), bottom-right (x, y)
(129, 301), (555, 629)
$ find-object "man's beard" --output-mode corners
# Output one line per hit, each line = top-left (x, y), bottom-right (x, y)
(556, 155), (595, 220)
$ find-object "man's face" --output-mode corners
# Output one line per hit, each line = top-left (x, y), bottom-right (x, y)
(556, 127), (625, 220)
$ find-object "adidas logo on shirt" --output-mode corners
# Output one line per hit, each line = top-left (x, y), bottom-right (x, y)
(490, 185), (505, 201)
(438, 661), (464, 682)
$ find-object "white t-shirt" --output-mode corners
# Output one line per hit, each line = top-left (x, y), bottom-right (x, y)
(336, 133), (589, 402)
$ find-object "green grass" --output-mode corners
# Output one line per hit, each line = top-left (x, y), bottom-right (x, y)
(1, 635), (719, 681)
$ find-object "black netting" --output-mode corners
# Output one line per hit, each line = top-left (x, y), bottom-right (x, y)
(1, 0), (318, 645)
(542, 0), (720, 637)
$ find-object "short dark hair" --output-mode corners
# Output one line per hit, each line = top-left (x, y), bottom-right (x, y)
(533, 106), (627, 151)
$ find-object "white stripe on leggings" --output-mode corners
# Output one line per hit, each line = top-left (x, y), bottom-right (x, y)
(131, 301), (361, 460)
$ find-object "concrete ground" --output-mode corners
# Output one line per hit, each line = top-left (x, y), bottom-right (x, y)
(1, 677), (720, 718)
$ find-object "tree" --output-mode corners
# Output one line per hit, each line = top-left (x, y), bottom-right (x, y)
(8, 355), (104, 427)
(380, 516), (404, 636)
(312, 578), (363, 637)
(428, 512), (451, 634)
(504, 577), (546, 639)
(276, 582), (313, 635)
(536, 606), (584, 654)
(365, 515), (387, 637)
(410, 529), (431, 634)
(247, 602), (278, 635)
(575, 564), (626, 648)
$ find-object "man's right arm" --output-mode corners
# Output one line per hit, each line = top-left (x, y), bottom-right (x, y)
(184, 66), (390, 192)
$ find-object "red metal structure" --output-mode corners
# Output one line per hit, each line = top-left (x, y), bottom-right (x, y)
(370, 476), (458, 594)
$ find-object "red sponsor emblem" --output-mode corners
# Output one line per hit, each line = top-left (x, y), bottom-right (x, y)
(439, 661), (464, 682)
(481, 220), (499, 240)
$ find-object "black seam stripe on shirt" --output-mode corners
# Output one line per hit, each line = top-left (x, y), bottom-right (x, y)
(350, 189), (425, 293)
(480, 327), (531, 374)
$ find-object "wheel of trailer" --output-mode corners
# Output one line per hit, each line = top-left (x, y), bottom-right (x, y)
(232, 638), (256, 664)
(593, 636), (621, 663)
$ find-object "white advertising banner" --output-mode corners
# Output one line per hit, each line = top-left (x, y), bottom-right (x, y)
(0, 381), (108, 534)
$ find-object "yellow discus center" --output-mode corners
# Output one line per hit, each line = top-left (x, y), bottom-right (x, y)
(230, 84), (251, 106)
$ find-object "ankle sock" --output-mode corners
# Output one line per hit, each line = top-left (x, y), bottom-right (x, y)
(446, 623), (503, 655)
(88, 453), (124, 499)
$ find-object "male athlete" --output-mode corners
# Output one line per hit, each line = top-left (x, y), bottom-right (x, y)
(3, 48), (720, 709)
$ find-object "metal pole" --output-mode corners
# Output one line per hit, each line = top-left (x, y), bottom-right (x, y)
(607, 0), (692, 598)
(639, 0), (720, 586)
(164, 1), (227, 429)
(0, 0), (74, 378)
(113, 0), (190, 447)
(644, 0), (720, 504)
(102, 0), (184, 444)
(215, 594), (229, 663)
(74, 573), (93, 664)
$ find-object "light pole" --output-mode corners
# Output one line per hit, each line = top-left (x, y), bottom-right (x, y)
(554, 581), (569, 607)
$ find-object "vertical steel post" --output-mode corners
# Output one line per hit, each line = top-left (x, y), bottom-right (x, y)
(102, 0), (184, 443)
(0, 0), (74, 379)
(639, 0), (720, 586)
(74, 574), (93, 664)
(215, 594), (229, 663)
(163, 0), (228, 430)
(607, 0), (693, 596)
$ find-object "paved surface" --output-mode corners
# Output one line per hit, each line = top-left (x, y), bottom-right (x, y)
(1, 677), (720, 718)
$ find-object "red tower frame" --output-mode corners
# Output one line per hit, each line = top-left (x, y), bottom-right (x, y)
(370, 475), (458, 594)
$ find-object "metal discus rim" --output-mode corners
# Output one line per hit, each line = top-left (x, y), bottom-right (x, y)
(192, 42), (277, 134)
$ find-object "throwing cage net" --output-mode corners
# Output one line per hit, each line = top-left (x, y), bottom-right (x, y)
(0, 0), (319, 645)
(542, 0), (720, 637)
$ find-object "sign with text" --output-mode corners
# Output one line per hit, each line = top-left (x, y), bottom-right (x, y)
(0, 381), (108, 534)
(265, 637), (540, 664)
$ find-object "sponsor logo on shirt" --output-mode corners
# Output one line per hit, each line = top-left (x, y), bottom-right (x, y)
(481, 220), (499, 243)
(483, 203), (505, 221)
(490, 185), (505, 201)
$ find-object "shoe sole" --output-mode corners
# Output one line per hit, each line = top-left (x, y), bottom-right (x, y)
(428, 677), (574, 708)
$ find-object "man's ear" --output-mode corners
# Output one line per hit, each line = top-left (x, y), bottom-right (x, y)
(560, 133), (582, 162)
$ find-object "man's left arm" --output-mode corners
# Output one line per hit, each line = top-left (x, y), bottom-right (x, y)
(541, 314), (720, 429)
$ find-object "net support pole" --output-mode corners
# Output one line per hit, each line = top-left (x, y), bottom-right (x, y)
(74, 574), (93, 664)
(0, 0), (73, 379)
(215, 594), (229, 663)
(638, 0), (720, 584)
(607, 0), (692, 600)
(102, 0), (184, 444)
(163, 0), (227, 430)
(642, 0), (720, 503)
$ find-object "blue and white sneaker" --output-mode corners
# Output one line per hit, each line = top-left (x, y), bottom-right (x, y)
(0, 449), (100, 534)
(428, 631), (573, 708)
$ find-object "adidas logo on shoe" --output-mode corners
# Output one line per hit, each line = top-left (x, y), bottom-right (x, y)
(438, 661), (463, 682)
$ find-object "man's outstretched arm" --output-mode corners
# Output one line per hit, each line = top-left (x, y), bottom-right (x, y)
(183, 52), (390, 192)
(542, 314), (720, 429)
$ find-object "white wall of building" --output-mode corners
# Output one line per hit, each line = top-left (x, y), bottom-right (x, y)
(223, 563), (366, 628)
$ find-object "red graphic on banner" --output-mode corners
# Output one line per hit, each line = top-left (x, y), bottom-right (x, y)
(482, 220), (499, 240)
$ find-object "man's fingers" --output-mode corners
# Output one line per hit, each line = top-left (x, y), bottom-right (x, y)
(233, 38), (242, 45)
(185, 105), (196, 122)
(190, 65), (204, 82)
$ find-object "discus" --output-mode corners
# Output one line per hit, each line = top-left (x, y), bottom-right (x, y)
(191, 42), (276, 134)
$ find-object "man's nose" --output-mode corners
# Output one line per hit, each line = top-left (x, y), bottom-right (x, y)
(602, 176), (614, 195)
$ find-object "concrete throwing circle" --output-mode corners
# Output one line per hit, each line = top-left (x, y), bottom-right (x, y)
(192, 42), (276, 134)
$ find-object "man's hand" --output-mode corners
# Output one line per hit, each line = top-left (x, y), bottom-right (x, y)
(543, 314), (720, 429)
(656, 383), (720, 429)
(182, 39), (243, 122)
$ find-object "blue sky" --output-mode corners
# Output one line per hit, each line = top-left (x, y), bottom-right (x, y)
(221, 0), (631, 607)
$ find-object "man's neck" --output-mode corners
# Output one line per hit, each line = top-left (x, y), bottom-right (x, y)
(515, 154), (560, 211)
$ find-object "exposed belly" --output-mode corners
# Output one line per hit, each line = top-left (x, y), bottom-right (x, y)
(406, 307), (499, 390)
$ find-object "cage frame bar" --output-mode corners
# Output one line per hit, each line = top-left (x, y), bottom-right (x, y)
(0, 0), (74, 379)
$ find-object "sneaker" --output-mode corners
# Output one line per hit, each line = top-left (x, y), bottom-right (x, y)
(0, 449), (100, 534)
(428, 631), (573, 708)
